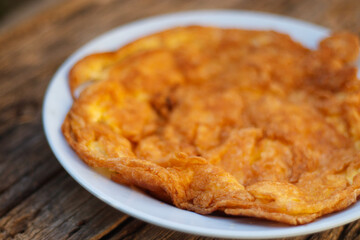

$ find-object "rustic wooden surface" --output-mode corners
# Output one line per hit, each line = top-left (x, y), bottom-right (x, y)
(1, 0), (360, 239)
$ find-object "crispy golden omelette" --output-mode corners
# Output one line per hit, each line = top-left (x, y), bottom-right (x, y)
(62, 26), (360, 225)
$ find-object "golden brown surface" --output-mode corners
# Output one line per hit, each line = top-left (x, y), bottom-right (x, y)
(62, 26), (360, 225)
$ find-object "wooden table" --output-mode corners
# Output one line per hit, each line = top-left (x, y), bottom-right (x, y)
(1, 0), (360, 239)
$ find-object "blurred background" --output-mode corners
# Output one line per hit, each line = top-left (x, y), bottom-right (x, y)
(1, 0), (359, 35)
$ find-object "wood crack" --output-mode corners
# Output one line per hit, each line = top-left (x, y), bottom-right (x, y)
(29, 196), (97, 239)
(339, 221), (360, 240)
(338, 224), (351, 240)
(66, 218), (88, 238)
(0, 139), (50, 192)
(0, 170), (64, 229)
(99, 217), (148, 240)
(0, 166), (62, 218)
(99, 217), (134, 240)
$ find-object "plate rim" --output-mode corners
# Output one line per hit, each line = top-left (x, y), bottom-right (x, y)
(42, 9), (360, 239)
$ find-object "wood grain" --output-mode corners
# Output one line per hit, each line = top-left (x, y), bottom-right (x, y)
(1, 0), (360, 239)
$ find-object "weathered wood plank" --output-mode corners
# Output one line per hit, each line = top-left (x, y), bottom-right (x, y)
(304, 227), (345, 240)
(0, 123), (50, 190)
(0, 171), (129, 240)
(100, 218), (147, 240)
(342, 221), (360, 240)
(101, 218), (309, 240)
(1, 0), (360, 239)
(68, 210), (129, 240)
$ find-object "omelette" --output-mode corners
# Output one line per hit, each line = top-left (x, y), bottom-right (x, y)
(62, 26), (360, 225)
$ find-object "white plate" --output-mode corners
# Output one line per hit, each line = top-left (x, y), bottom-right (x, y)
(42, 10), (360, 239)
